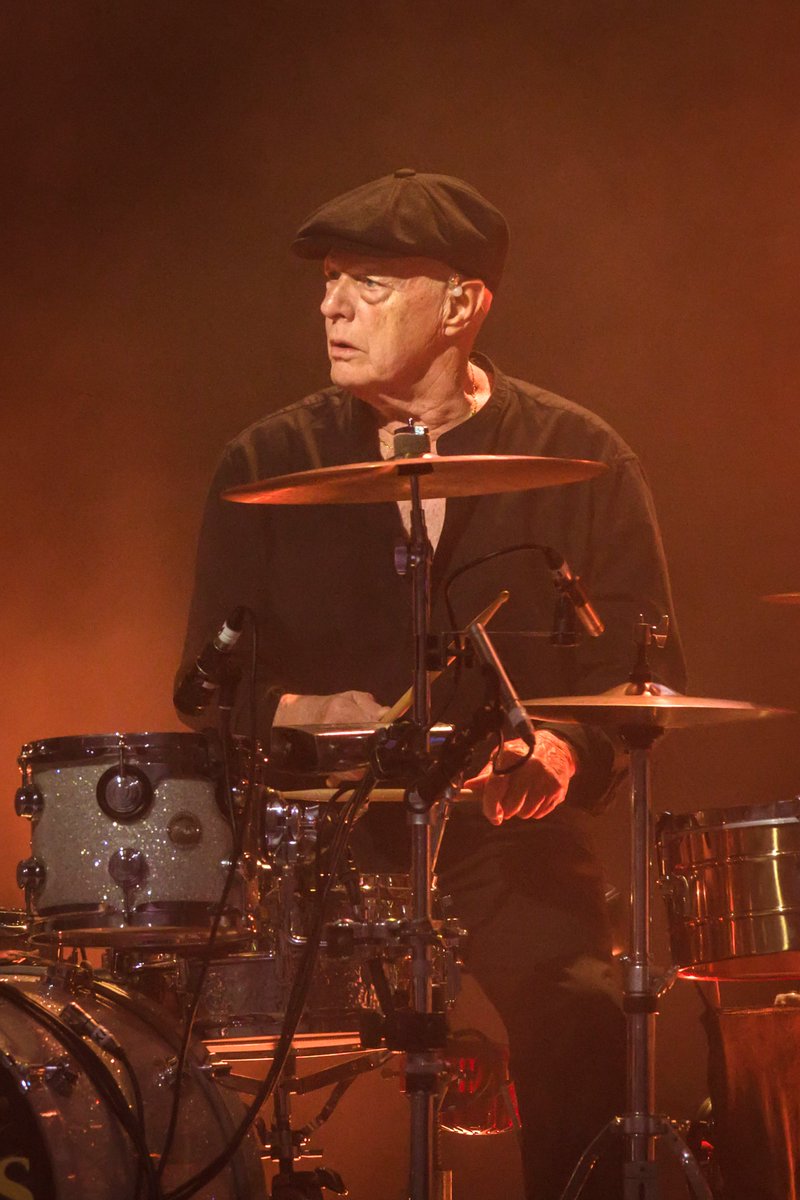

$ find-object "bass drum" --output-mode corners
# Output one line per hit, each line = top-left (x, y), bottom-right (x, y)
(0, 964), (266, 1200)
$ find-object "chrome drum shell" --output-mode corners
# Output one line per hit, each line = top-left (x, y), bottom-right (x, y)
(657, 797), (800, 979)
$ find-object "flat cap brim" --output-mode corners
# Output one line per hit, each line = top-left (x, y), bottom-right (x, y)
(291, 169), (509, 292)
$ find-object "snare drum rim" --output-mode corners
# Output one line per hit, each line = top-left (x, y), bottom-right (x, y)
(19, 731), (216, 772)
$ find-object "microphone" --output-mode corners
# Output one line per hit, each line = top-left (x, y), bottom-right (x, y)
(174, 607), (245, 716)
(468, 619), (535, 747)
(60, 1001), (123, 1055)
(543, 548), (604, 639)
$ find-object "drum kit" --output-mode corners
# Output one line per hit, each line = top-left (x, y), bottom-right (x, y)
(2, 433), (797, 1200)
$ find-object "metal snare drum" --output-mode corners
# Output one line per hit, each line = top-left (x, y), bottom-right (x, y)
(196, 873), (416, 1060)
(657, 797), (800, 979)
(125, 871), (420, 1061)
(15, 732), (245, 946)
(0, 962), (266, 1199)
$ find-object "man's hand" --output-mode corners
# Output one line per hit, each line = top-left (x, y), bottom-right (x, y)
(273, 690), (390, 727)
(464, 730), (576, 826)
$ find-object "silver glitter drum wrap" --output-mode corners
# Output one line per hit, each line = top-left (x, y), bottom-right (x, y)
(17, 732), (244, 944)
(188, 875), (416, 1042)
(0, 964), (267, 1200)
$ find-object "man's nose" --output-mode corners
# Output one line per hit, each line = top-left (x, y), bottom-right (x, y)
(320, 276), (354, 320)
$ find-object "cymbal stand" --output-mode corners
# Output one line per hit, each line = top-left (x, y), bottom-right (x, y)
(560, 624), (712, 1200)
(392, 422), (449, 1200)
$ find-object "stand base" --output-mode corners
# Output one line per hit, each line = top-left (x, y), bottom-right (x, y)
(559, 1115), (714, 1200)
(270, 1168), (347, 1200)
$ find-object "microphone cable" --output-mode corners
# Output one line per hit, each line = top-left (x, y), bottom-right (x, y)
(157, 608), (259, 1182)
(165, 770), (375, 1200)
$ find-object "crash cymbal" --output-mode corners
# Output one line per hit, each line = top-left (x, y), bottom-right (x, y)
(762, 593), (800, 605)
(223, 454), (606, 506)
(524, 681), (792, 730)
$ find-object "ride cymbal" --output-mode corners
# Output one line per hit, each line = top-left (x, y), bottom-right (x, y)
(524, 682), (792, 730)
(223, 454), (606, 505)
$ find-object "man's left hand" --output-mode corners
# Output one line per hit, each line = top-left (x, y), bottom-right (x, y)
(464, 730), (577, 826)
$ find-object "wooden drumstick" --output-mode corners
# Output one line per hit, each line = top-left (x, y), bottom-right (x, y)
(379, 589), (510, 725)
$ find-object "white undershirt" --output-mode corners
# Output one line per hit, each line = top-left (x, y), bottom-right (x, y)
(377, 425), (448, 551)
(377, 377), (490, 552)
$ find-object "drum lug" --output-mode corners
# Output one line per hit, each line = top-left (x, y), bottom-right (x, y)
(108, 848), (149, 918)
(156, 1055), (180, 1089)
(63, 960), (96, 996)
(108, 847), (149, 889)
(0, 1050), (77, 1096)
(41, 1055), (79, 1096)
(14, 783), (44, 820)
(0, 1049), (32, 1089)
(16, 855), (45, 899)
(657, 872), (690, 907)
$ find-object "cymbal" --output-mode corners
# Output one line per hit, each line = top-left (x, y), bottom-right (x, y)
(762, 593), (800, 606)
(223, 454), (606, 506)
(524, 681), (792, 730)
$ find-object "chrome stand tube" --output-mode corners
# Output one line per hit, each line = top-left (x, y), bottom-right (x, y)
(405, 469), (440, 1200)
(559, 725), (713, 1200)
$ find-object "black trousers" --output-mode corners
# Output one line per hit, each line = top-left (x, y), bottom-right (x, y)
(442, 822), (626, 1200)
(471, 952), (625, 1200)
(357, 801), (627, 1199)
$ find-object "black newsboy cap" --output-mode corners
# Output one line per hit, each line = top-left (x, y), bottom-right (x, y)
(291, 168), (509, 292)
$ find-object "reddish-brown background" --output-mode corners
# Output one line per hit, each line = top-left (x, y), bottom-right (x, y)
(1, 3), (799, 1194)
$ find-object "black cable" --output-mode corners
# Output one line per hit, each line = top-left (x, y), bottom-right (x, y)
(165, 772), (374, 1200)
(157, 607), (259, 1180)
(443, 542), (551, 635)
(156, 738), (247, 1177)
(0, 981), (161, 1199)
(167, 784), (366, 1199)
(117, 1044), (151, 1200)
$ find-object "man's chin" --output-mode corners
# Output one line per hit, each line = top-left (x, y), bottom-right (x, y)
(329, 361), (368, 394)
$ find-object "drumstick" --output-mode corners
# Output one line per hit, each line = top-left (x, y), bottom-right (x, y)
(379, 589), (510, 725)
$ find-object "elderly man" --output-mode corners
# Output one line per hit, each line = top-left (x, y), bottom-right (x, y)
(178, 169), (685, 1199)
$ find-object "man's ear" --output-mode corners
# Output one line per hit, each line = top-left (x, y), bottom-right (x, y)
(442, 279), (492, 336)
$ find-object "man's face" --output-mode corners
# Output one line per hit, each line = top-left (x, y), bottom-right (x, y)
(320, 251), (452, 399)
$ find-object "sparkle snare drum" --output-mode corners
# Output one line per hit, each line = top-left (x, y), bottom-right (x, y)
(0, 963), (266, 1199)
(15, 733), (246, 946)
(131, 873), (417, 1062)
(657, 797), (800, 979)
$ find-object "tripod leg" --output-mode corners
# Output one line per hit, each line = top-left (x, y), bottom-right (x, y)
(660, 1123), (714, 1200)
(558, 1118), (621, 1200)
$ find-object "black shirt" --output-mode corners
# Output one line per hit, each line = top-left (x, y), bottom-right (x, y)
(179, 360), (686, 961)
